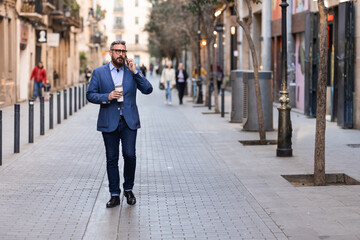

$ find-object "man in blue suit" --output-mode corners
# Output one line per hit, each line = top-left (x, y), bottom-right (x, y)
(87, 40), (153, 208)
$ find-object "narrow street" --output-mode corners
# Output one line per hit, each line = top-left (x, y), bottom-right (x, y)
(0, 74), (359, 239)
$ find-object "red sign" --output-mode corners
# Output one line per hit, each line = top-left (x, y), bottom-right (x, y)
(272, 0), (282, 20)
(327, 13), (334, 22)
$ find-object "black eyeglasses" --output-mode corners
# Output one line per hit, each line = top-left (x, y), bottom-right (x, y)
(111, 49), (127, 54)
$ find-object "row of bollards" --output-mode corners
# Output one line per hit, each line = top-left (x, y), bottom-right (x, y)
(0, 83), (89, 165)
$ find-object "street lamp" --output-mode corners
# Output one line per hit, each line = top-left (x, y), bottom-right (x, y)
(277, 0), (293, 157)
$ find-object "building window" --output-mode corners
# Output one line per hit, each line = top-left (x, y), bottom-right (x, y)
(135, 0), (139, 7)
(134, 55), (140, 66)
(135, 17), (139, 24)
(116, 34), (122, 41)
(114, 0), (123, 12)
(114, 17), (124, 29)
(135, 34), (139, 44)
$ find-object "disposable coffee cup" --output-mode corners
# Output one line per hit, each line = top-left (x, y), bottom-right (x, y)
(115, 85), (123, 102)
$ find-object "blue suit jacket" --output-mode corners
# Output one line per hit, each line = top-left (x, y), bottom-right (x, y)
(86, 64), (153, 132)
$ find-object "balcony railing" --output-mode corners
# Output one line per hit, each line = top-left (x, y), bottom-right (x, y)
(21, 0), (43, 14)
(42, 0), (55, 14)
(91, 35), (101, 44)
(63, 7), (81, 28)
(50, 0), (81, 29)
(20, 0), (43, 21)
(114, 7), (123, 13)
(113, 24), (124, 30)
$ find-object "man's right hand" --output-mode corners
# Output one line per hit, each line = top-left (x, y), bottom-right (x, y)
(108, 90), (123, 101)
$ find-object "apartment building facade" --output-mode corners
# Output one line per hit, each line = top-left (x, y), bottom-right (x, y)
(225, 0), (360, 129)
(0, 0), (88, 107)
(102, 0), (151, 67)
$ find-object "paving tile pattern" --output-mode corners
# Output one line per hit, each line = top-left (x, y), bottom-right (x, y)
(0, 78), (287, 240)
(116, 87), (287, 240)
(0, 103), (105, 240)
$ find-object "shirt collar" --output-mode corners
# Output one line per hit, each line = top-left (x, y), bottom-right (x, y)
(109, 62), (123, 72)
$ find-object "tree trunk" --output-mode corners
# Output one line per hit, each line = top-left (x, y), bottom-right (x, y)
(243, 26), (266, 143)
(314, 1), (327, 186)
(232, 0), (266, 143)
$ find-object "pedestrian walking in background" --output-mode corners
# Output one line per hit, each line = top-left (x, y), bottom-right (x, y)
(149, 63), (153, 76)
(30, 61), (47, 100)
(216, 65), (223, 92)
(86, 40), (153, 208)
(175, 63), (188, 105)
(140, 64), (147, 77)
(161, 62), (176, 105)
(85, 65), (92, 82)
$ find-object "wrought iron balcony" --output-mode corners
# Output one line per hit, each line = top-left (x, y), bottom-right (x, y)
(114, 7), (123, 13)
(50, 0), (81, 29)
(113, 24), (125, 30)
(63, 7), (81, 28)
(91, 35), (101, 44)
(91, 33), (106, 46)
(43, 0), (55, 14)
(20, 0), (43, 21)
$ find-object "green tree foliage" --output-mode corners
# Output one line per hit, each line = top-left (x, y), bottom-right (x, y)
(145, 0), (195, 62)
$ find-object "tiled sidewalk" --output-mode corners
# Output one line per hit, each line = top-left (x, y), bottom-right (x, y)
(2, 74), (359, 240)
(0, 102), (105, 239)
(83, 76), (287, 240)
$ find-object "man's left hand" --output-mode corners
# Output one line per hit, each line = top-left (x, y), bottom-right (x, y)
(127, 58), (137, 74)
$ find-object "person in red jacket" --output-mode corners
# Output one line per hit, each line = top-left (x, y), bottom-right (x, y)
(30, 61), (47, 100)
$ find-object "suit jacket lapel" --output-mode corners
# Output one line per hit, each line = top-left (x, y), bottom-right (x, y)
(104, 64), (115, 89)
(123, 66), (132, 93)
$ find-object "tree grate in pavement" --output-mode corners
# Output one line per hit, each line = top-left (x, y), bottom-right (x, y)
(347, 144), (360, 148)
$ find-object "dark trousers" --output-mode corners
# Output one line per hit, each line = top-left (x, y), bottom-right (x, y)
(102, 118), (137, 196)
(217, 81), (222, 93)
(177, 82), (186, 104)
(33, 81), (43, 99)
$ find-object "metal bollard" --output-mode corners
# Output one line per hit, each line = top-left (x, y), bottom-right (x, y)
(29, 100), (34, 143)
(69, 88), (72, 116)
(64, 89), (67, 119)
(0, 110), (2, 166)
(85, 83), (88, 104)
(40, 97), (45, 135)
(82, 84), (85, 107)
(57, 91), (61, 124)
(14, 104), (20, 153)
(74, 86), (77, 112)
(49, 93), (54, 129)
(221, 88), (225, 118)
(208, 85), (212, 110)
(78, 85), (81, 110)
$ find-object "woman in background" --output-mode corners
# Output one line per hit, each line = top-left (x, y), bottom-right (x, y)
(161, 62), (176, 105)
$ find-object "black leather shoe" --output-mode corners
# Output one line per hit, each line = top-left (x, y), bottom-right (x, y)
(124, 191), (136, 205)
(106, 196), (120, 208)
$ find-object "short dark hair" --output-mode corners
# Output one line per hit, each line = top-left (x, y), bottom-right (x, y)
(110, 40), (126, 50)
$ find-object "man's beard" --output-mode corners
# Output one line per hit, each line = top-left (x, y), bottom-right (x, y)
(112, 56), (125, 68)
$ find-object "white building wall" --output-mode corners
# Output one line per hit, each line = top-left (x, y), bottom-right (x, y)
(102, 0), (151, 67)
